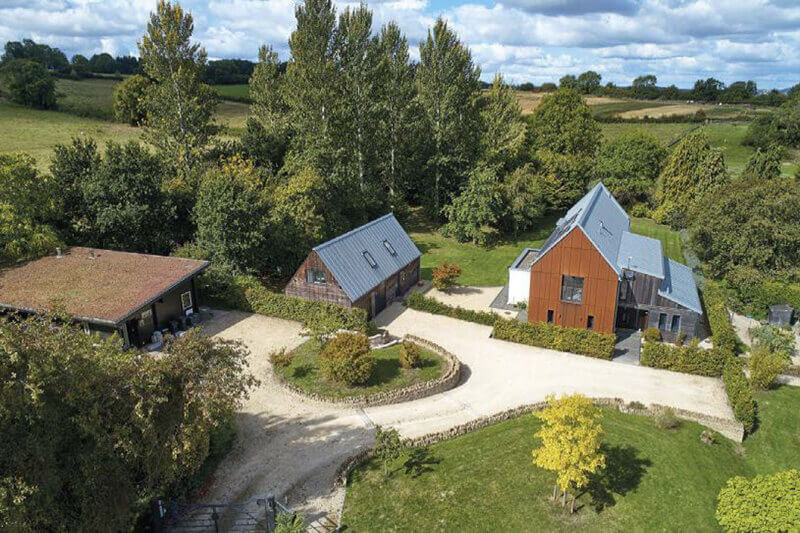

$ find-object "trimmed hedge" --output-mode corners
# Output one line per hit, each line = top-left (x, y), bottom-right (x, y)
(702, 281), (740, 355)
(492, 318), (616, 360)
(723, 357), (756, 433)
(716, 469), (800, 533)
(407, 291), (497, 326)
(640, 341), (726, 377)
(200, 270), (367, 336)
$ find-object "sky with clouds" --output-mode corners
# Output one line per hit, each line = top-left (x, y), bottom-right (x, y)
(1, 0), (799, 89)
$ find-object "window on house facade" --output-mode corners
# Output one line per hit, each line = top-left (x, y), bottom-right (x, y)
(658, 313), (668, 330)
(587, 315), (594, 330)
(363, 251), (377, 268)
(547, 309), (554, 323)
(181, 291), (192, 311)
(561, 275), (584, 303)
(306, 269), (327, 284)
(671, 315), (681, 333)
(383, 240), (396, 256)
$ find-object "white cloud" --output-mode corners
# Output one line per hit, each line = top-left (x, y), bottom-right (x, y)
(0, 0), (798, 88)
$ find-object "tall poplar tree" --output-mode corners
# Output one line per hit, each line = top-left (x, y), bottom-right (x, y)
(138, 0), (217, 183)
(376, 22), (420, 207)
(416, 18), (482, 216)
(282, 0), (338, 173)
(249, 44), (289, 144)
(480, 74), (528, 174)
(334, 5), (380, 202)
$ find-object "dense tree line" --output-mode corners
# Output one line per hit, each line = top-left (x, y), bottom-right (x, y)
(0, 314), (256, 530)
(519, 71), (797, 106)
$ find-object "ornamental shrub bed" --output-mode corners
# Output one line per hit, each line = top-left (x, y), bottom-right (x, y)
(640, 341), (726, 377)
(200, 270), (367, 336)
(407, 291), (497, 326)
(492, 318), (616, 360)
(723, 357), (756, 433)
(702, 281), (740, 355)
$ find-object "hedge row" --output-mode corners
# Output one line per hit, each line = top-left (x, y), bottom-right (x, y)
(492, 318), (616, 360)
(200, 270), (367, 336)
(716, 469), (800, 533)
(703, 281), (739, 355)
(407, 292), (497, 326)
(640, 341), (726, 377)
(723, 357), (756, 433)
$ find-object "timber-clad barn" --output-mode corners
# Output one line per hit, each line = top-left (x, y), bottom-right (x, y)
(285, 213), (421, 318)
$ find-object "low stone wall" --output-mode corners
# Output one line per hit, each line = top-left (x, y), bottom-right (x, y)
(274, 335), (462, 408)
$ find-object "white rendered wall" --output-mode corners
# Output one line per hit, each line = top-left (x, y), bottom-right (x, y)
(508, 269), (530, 305)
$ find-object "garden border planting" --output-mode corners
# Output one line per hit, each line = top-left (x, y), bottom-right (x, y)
(272, 335), (462, 408)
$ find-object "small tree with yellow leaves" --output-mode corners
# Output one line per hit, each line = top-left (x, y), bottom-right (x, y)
(532, 394), (605, 513)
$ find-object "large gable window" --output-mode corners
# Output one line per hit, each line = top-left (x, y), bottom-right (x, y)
(306, 269), (327, 284)
(561, 275), (584, 303)
(363, 251), (377, 268)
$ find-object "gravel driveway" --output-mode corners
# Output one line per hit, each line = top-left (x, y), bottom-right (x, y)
(201, 310), (371, 522)
(199, 305), (736, 522)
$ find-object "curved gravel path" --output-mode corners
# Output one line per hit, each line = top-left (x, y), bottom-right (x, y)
(201, 304), (736, 521)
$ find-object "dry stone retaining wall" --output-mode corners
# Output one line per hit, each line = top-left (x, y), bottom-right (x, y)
(274, 335), (462, 408)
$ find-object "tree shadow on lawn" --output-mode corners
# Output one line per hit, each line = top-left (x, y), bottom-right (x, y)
(582, 444), (652, 512)
(403, 446), (441, 478)
(368, 358), (402, 385)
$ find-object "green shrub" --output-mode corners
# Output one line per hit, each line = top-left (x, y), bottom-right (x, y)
(407, 291), (497, 326)
(640, 340), (726, 377)
(199, 271), (368, 337)
(749, 324), (796, 360)
(716, 469), (800, 533)
(725, 266), (800, 320)
(319, 332), (375, 386)
(643, 327), (661, 343)
(703, 281), (740, 355)
(723, 357), (756, 433)
(749, 348), (789, 390)
(431, 263), (462, 290)
(654, 407), (681, 430)
(373, 425), (403, 476)
(274, 512), (305, 533)
(269, 348), (293, 368)
(399, 341), (422, 369)
(492, 318), (616, 360)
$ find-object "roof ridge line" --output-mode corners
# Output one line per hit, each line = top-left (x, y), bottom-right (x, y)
(313, 213), (395, 251)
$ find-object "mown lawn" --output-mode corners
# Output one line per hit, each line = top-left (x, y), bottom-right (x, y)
(406, 210), (560, 287)
(630, 217), (685, 263)
(407, 211), (686, 287)
(600, 122), (695, 146)
(342, 386), (800, 532)
(275, 339), (444, 399)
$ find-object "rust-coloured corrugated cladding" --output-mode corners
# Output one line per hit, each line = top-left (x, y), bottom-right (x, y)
(527, 227), (619, 333)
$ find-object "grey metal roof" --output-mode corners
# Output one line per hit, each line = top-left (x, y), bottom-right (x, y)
(532, 182), (629, 275)
(618, 231), (665, 279)
(659, 259), (703, 314)
(314, 213), (420, 302)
